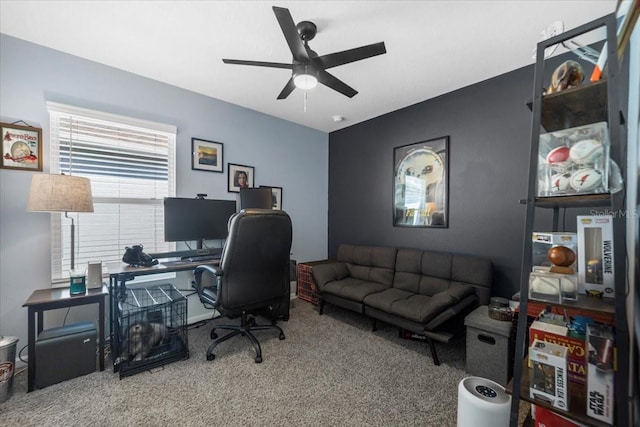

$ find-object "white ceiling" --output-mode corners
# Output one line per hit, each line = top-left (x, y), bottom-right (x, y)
(0, 1), (616, 133)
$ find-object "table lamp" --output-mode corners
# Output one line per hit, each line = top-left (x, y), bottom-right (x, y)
(27, 173), (94, 277)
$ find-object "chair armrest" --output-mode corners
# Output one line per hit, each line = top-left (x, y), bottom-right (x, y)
(193, 264), (222, 307)
(311, 262), (349, 289)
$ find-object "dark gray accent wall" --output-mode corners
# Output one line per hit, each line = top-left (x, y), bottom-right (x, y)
(328, 65), (556, 298)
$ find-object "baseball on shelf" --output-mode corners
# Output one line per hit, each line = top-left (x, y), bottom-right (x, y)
(570, 168), (603, 191)
(569, 139), (603, 164)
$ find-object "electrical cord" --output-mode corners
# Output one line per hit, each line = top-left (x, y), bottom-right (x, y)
(62, 307), (71, 326)
(18, 344), (28, 363)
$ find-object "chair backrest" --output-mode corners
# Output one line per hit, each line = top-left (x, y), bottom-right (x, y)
(218, 208), (292, 312)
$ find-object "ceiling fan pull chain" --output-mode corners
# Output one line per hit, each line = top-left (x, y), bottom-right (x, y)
(304, 91), (308, 112)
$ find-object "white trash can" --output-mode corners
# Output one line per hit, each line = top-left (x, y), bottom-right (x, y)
(0, 336), (19, 403)
(457, 376), (511, 427)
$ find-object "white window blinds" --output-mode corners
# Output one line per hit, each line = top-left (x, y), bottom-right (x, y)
(47, 102), (176, 282)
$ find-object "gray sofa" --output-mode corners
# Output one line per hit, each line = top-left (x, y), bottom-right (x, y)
(311, 244), (493, 365)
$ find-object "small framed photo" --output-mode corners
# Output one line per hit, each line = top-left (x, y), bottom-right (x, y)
(260, 185), (283, 210)
(228, 163), (254, 193)
(1, 122), (42, 171)
(192, 138), (223, 173)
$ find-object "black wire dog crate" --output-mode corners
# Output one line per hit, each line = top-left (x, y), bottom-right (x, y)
(114, 284), (189, 378)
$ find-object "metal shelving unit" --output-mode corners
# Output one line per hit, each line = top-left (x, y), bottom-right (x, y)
(509, 13), (629, 427)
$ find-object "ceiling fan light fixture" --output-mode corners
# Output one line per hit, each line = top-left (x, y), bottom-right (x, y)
(293, 73), (318, 90)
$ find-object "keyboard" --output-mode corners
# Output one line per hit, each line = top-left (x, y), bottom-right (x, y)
(183, 254), (221, 262)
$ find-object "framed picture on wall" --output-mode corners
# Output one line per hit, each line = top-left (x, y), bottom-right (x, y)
(192, 138), (223, 173)
(393, 136), (449, 228)
(228, 163), (254, 193)
(260, 185), (283, 210)
(0, 122), (43, 171)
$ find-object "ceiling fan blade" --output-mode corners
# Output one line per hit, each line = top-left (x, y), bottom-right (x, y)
(317, 42), (387, 69)
(277, 78), (296, 100)
(317, 70), (358, 98)
(272, 6), (309, 61)
(222, 59), (292, 69)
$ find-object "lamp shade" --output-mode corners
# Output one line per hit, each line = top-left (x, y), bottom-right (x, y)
(27, 174), (94, 213)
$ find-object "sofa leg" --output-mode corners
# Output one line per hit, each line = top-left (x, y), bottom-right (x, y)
(427, 338), (440, 366)
(318, 300), (324, 315)
(371, 318), (377, 331)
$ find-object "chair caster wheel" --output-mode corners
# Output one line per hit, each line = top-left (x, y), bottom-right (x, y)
(211, 331), (218, 339)
(207, 353), (215, 361)
(279, 333), (285, 340)
(255, 356), (262, 363)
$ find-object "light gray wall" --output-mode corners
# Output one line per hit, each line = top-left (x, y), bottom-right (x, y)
(0, 34), (328, 347)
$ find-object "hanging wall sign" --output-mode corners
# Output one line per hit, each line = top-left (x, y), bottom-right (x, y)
(0, 122), (42, 171)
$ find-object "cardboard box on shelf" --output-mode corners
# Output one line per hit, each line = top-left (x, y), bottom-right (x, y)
(529, 320), (587, 385)
(577, 215), (615, 298)
(529, 339), (569, 411)
(586, 323), (615, 425)
(532, 405), (588, 427)
(529, 320), (587, 384)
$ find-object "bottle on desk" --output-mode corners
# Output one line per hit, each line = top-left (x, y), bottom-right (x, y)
(69, 270), (86, 295)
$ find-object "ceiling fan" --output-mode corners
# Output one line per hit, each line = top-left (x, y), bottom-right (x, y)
(222, 6), (387, 99)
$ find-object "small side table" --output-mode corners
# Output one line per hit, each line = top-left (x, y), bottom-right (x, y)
(22, 285), (108, 392)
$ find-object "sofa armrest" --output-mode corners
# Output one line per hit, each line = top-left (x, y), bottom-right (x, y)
(420, 285), (476, 325)
(424, 294), (478, 332)
(311, 262), (349, 289)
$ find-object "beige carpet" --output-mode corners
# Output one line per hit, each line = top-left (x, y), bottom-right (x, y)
(0, 299), (487, 427)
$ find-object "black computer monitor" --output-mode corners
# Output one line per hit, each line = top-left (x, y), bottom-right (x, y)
(164, 197), (237, 244)
(239, 187), (273, 210)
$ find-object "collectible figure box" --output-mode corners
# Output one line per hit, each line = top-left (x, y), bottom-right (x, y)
(586, 323), (615, 425)
(529, 320), (586, 384)
(577, 215), (615, 298)
(529, 339), (569, 411)
(537, 121), (609, 197)
(532, 232), (578, 269)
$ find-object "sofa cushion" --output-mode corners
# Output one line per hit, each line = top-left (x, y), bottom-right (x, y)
(322, 277), (388, 303)
(393, 249), (453, 296)
(367, 285), (475, 324)
(362, 288), (414, 311)
(337, 244), (396, 287)
(312, 262), (350, 288)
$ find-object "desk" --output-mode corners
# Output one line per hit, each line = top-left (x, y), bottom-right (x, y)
(22, 285), (108, 392)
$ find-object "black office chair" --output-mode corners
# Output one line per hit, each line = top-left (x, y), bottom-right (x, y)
(192, 209), (292, 363)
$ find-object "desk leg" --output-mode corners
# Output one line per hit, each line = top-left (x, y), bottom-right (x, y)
(27, 307), (36, 392)
(98, 298), (105, 371)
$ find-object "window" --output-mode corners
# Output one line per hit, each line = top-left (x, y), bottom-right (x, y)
(47, 102), (176, 282)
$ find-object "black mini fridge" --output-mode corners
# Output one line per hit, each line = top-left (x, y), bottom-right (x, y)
(35, 321), (96, 389)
